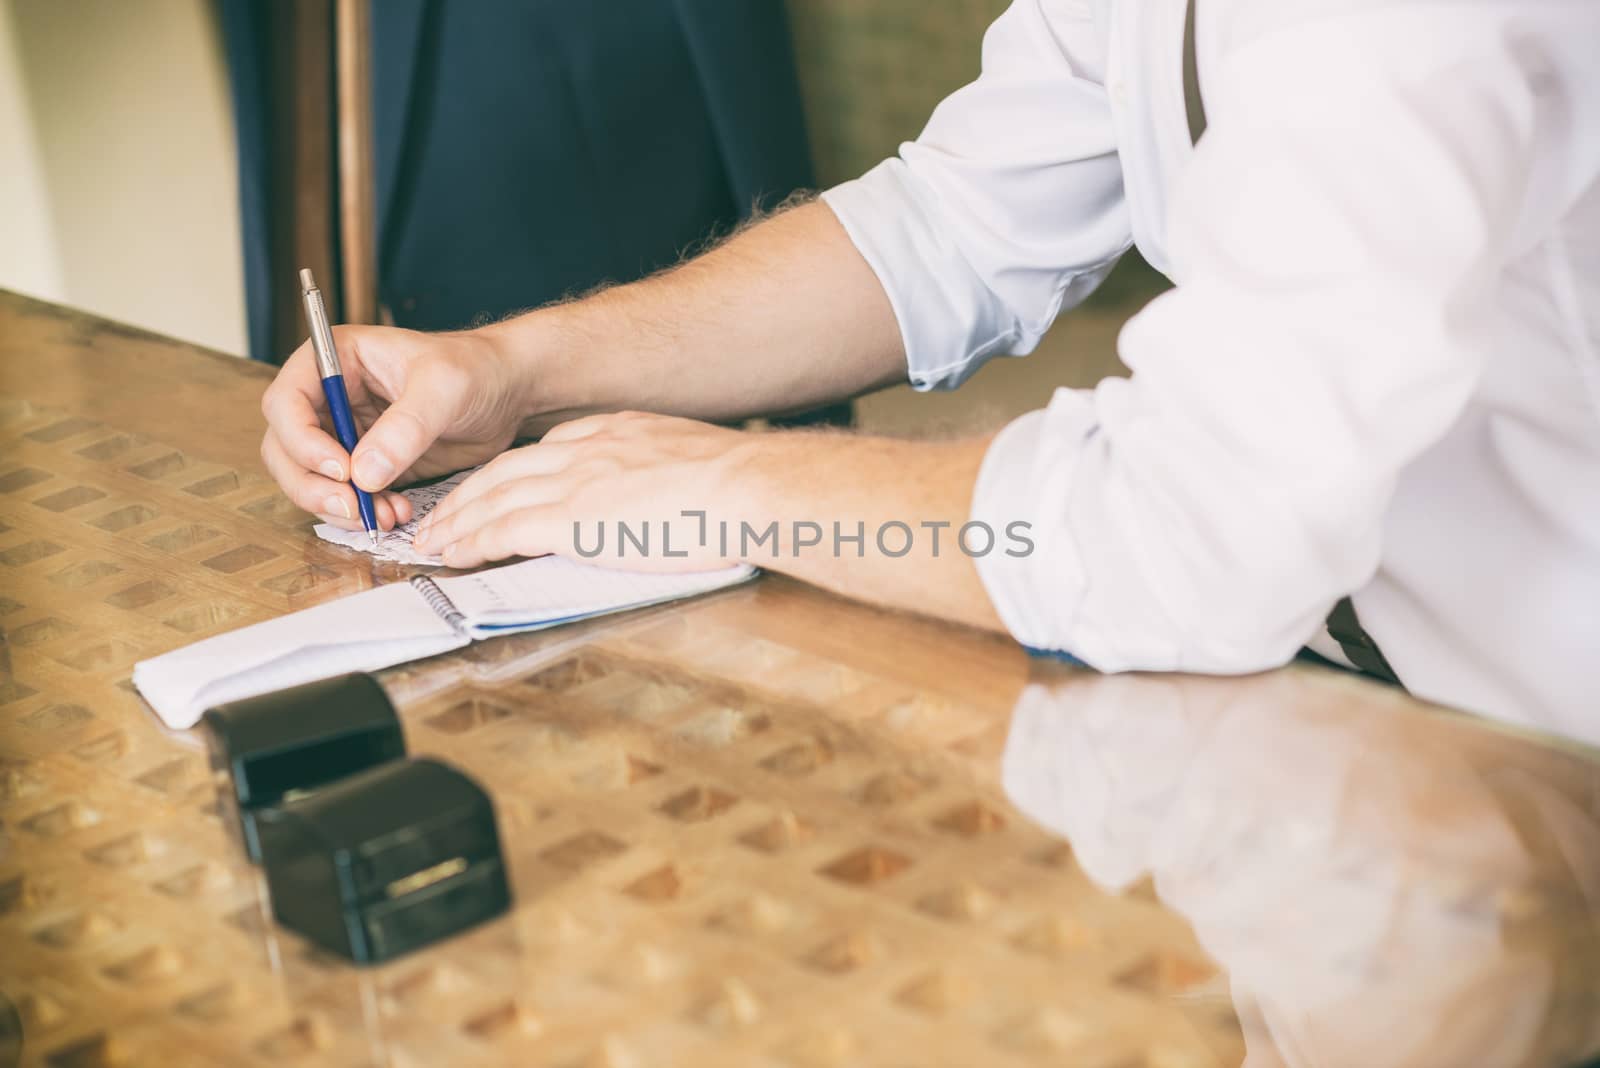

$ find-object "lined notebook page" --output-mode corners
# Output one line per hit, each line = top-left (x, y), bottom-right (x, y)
(437, 556), (756, 634)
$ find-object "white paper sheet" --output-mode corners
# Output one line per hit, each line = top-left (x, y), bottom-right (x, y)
(132, 582), (468, 729)
(312, 467), (476, 565)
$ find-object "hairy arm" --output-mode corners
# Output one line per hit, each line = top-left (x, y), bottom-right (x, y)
(258, 199), (917, 536)
(413, 411), (1008, 634)
(485, 199), (909, 427)
(727, 429), (1008, 632)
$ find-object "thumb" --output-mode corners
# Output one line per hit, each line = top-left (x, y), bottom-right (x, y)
(351, 367), (458, 491)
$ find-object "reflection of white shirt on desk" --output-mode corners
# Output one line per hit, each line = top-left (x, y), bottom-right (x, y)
(1002, 671), (1600, 1068)
(823, 0), (1600, 741)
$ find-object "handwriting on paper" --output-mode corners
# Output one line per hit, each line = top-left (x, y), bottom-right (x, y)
(313, 467), (478, 565)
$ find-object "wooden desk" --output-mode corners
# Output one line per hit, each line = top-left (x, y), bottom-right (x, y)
(2, 290), (1597, 1067)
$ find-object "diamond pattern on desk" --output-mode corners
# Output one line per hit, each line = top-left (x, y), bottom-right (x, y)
(0, 400), (1238, 1068)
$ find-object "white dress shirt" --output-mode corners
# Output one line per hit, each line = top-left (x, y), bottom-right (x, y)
(822, 0), (1600, 742)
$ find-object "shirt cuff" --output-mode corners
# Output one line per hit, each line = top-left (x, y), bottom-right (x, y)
(822, 161), (1024, 392)
(969, 396), (1096, 657)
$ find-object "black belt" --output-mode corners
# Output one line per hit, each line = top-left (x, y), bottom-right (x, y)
(1326, 597), (1402, 687)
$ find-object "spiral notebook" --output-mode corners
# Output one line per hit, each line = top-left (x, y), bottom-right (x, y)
(132, 556), (755, 729)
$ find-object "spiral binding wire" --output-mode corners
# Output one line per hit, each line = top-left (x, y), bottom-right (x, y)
(411, 576), (468, 634)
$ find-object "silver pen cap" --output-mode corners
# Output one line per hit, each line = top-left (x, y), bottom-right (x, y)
(299, 269), (342, 379)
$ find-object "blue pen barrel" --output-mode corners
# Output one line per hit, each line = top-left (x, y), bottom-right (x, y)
(320, 374), (379, 532)
(321, 374), (361, 450)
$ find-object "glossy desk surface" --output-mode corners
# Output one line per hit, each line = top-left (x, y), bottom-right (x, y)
(2, 290), (1597, 1068)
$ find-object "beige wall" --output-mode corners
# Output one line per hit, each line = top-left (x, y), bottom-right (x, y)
(787, 0), (1009, 187)
(0, 1), (61, 302)
(1, 0), (247, 356)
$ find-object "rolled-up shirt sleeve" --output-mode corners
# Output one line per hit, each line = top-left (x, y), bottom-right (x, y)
(821, 0), (1132, 390)
(973, 11), (1565, 673)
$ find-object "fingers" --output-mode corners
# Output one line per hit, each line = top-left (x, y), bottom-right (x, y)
(438, 507), (564, 569)
(387, 491), (414, 526)
(351, 360), (470, 492)
(370, 492), (408, 530)
(261, 432), (360, 522)
(315, 493), (409, 531)
(261, 333), (424, 533)
(261, 434), (409, 530)
(417, 474), (570, 556)
(261, 344), (352, 481)
(420, 444), (576, 534)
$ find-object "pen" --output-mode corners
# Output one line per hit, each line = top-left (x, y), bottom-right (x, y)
(299, 268), (379, 546)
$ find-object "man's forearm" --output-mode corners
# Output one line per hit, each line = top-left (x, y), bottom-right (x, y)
(479, 200), (908, 425)
(411, 410), (1010, 637)
(725, 430), (1008, 633)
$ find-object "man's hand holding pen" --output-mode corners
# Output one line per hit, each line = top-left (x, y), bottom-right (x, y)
(260, 320), (528, 534)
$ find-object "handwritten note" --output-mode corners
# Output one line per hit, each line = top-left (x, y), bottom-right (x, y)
(313, 467), (477, 565)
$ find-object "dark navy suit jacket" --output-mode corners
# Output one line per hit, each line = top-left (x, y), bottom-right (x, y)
(223, 0), (815, 359)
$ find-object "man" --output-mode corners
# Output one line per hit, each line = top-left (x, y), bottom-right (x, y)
(261, 0), (1600, 738)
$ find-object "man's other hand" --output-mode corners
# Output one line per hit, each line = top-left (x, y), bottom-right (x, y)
(414, 411), (746, 570)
